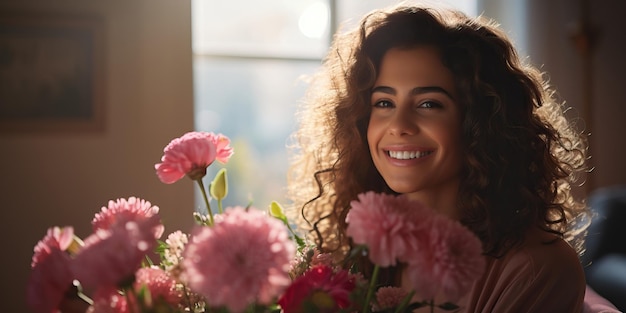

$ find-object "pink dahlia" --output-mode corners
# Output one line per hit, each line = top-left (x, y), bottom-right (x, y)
(346, 192), (432, 267)
(373, 286), (409, 311)
(26, 248), (73, 313)
(73, 215), (161, 293)
(91, 197), (163, 238)
(134, 267), (183, 306)
(155, 131), (233, 184)
(278, 265), (356, 313)
(404, 214), (485, 302)
(181, 207), (295, 313)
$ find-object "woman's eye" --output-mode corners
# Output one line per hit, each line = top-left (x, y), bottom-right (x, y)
(373, 100), (393, 108)
(418, 101), (441, 109)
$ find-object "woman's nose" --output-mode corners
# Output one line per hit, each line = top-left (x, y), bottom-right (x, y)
(387, 109), (418, 136)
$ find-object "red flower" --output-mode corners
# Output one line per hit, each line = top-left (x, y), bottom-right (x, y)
(278, 265), (356, 313)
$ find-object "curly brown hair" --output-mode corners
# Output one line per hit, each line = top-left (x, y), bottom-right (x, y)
(286, 5), (589, 261)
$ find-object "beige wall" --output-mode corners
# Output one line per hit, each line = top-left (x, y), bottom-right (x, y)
(0, 1), (194, 312)
(526, 0), (626, 193)
(481, 0), (626, 196)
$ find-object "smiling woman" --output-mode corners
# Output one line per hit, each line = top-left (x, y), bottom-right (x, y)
(286, 3), (596, 312)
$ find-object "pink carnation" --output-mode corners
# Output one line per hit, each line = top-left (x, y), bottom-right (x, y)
(31, 226), (74, 267)
(155, 131), (233, 184)
(89, 288), (132, 313)
(91, 197), (163, 238)
(27, 227), (75, 313)
(26, 248), (73, 313)
(373, 286), (409, 311)
(404, 214), (485, 302)
(134, 267), (183, 306)
(181, 207), (295, 312)
(73, 215), (161, 293)
(346, 192), (431, 267)
(210, 132), (234, 163)
(278, 265), (356, 313)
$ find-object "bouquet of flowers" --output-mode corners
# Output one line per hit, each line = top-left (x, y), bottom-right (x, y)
(26, 131), (486, 313)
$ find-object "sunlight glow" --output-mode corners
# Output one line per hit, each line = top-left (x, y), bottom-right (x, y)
(298, 1), (329, 39)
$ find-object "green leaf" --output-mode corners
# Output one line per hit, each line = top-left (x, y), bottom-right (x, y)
(269, 200), (306, 248)
(438, 302), (460, 311)
(209, 168), (228, 200)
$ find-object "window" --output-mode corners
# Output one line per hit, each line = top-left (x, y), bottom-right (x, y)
(192, 0), (476, 210)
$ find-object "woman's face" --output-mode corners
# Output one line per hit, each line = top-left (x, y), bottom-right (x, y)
(367, 46), (463, 207)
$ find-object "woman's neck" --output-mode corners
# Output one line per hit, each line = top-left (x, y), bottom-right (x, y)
(403, 184), (460, 220)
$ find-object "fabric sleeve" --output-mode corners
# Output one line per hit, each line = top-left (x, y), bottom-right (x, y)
(488, 237), (586, 313)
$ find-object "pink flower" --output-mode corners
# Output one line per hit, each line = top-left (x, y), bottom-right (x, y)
(310, 248), (335, 268)
(346, 192), (431, 266)
(404, 214), (485, 302)
(89, 288), (132, 313)
(30, 226), (75, 267)
(92, 197), (163, 238)
(73, 215), (161, 293)
(373, 286), (409, 311)
(278, 265), (356, 313)
(181, 207), (295, 312)
(155, 131), (233, 183)
(27, 227), (76, 313)
(134, 267), (183, 306)
(162, 231), (189, 272)
(26, 248), (73, 313)
(210, 132), (234, 163)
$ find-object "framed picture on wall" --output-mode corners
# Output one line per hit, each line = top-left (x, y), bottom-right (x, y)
(0, 13), (104, 133)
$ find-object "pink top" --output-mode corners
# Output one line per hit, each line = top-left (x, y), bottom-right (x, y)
(461, 227), (586, 313)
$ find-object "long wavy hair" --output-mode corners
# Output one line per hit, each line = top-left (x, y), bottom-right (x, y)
(286, 4), (590, 261)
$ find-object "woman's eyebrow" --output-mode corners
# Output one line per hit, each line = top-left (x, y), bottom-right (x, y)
(371, 85), (455, 100)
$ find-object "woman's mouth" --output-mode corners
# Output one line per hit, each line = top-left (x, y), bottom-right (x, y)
(387, 150), (433, 160)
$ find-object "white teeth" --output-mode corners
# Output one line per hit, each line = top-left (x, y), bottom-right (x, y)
(388, 150), (431, 160)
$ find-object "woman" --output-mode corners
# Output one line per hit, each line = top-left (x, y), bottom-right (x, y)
(287, 4), (591, 312)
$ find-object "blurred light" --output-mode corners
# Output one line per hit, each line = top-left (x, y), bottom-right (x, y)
(298, 1), (329, 39)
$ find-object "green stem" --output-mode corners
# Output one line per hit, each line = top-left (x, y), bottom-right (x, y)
(182, 283), (194, 312)
(126, 287), (139, 313)
(217, 198), (224, 214)
(362, 265), (380, 313)
(196, 179), (214, 226)
(76, 292), (93, 306)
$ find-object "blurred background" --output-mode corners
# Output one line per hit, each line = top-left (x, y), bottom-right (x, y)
(1, 0), (624, 312)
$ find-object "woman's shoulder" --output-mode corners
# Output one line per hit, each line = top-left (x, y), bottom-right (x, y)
(464, 227), (586, 312)
(492, 226), (583, 282)
(506, 227), (582, 273)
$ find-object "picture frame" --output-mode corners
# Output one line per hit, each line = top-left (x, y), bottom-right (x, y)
(0, 12), (104, 133)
